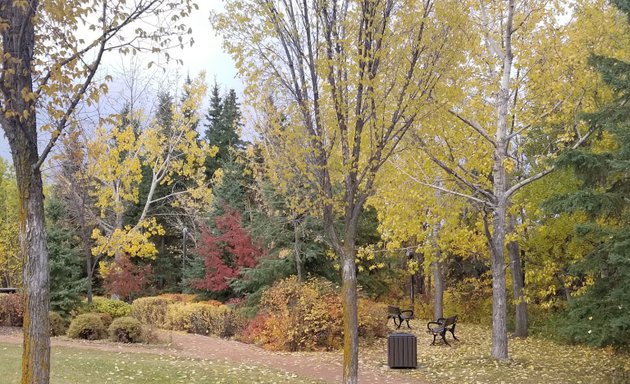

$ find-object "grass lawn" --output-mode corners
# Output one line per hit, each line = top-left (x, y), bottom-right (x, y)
(0, 343), (323, 384)
(363, 322), (630, 384)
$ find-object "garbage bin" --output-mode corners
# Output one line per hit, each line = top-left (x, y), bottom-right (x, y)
(387, 332), (417, 368)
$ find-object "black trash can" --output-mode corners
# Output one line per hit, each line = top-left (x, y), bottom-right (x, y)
(387, 332), (417, 368)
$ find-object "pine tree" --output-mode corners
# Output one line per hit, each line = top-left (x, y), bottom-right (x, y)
(548, 0), (630, 348)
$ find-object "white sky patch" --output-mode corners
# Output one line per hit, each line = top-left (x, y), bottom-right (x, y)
(0, 1), (242, 162)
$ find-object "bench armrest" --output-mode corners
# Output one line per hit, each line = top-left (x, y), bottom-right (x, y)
(400, 309), (414, 316)
(427, 321), (442, 332)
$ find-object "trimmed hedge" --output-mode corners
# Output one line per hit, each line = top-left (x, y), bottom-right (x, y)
(108, 316), (143, 343)
(85, 297), (132, 318)
(131, 297), (174, 328)
(67, 313), (107, 340)
(165, 303), (239, 337)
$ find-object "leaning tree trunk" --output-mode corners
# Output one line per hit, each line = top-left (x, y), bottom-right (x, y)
(0, 1), (51, 383)
(508, 214), (528, 338)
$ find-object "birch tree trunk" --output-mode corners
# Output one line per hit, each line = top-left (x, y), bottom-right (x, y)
(489, 0), (515, 360)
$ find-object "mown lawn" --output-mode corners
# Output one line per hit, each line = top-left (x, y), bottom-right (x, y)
(362, 322), (630, 384)
(0, 343), (323, 384)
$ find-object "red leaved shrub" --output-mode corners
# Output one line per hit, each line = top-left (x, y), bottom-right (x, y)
(103, 256), (152, 301)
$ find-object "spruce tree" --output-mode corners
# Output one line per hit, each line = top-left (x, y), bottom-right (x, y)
(548, 0), (630, 348)
(46, 196), (86, 317)
(204, 83), (242, 178)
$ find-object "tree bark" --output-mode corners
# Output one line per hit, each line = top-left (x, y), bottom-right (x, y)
(293, 218), (303, 283)
(0, 1), (51, 383)
(507, 214), (527, 338)
(340, 244), (358, 384)
(432, 259), (444, 320)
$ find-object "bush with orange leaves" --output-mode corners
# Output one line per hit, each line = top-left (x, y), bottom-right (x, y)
(240, 276), (388, 351)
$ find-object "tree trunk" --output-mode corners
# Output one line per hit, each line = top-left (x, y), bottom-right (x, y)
(490, 200), (508, 360)
(0, 1), (51, 382)
(432, 259), (444, 320)
(341, 245), (358, 384)
(293, 220), (302, 283)
(16, 163), (50, 384)
(487, 0), (515, 361)
(507, 214), (527, 338)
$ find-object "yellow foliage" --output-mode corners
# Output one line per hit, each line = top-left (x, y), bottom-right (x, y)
(87, 74), (213, 261)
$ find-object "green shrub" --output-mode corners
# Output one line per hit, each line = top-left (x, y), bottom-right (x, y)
(165, 302), (239, 337)
(108, 316), (143, 343)
(49, 311), (67, 336)
(0, 293), (23, 326)
(67, 313), (107, 340)
(85, 297), (132, 318)
(131, 297), (174, 328)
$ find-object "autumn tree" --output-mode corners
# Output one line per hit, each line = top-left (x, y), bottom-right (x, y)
(216, 0), (463, 381)
(401, 0), (629, 359)
(192, 207), (262, 293)
(0, 1), (196, 381)
(545, 0), (630, 348)
(87, 76), (213, 294)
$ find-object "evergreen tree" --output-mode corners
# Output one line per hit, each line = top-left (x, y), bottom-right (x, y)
(46, 195), (86, 317)
(204, 83), (242, 178)
(548, 0), (630, 348)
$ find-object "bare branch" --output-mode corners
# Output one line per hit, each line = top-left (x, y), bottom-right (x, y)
(448, 109), (496, 147)
(505, 126), (597, 198)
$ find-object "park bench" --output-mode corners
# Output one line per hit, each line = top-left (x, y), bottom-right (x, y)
(427, 315), (459, 346)
(387, 305), (414, 329)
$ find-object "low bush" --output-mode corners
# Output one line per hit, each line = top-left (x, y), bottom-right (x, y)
(108, 316), (143, 343)
(157, 293), (196, 303)
(358, 300), (388, 340)
(67, 313), (107, 340)
(131, 296), (174, 328)
(49, 311), (67, 336)
(0, 293), (23, 326)
(95, 312), (113, 327)
(165, 302), (240, 337)
(240, 276), (387, 352)
(85, 297), (132, 318)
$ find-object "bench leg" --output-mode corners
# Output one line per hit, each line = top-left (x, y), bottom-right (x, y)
(441, 332), (451, 347)
(431, 334), (437, 345)
(394, 317), (401, 329)
(450, 324), (459, 341)
(405, 319), (411, 329)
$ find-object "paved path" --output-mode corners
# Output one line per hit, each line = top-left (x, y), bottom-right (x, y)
(0, 327), (427, 384)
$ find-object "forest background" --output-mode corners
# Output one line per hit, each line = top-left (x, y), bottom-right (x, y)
(0, 0), (629, 383)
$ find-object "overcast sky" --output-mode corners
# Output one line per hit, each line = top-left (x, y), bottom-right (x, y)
(0, 1), (242, 162)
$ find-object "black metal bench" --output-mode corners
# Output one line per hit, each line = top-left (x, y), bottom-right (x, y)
(427, 315), (459, 346)
(387, 305), (414, 329)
